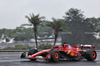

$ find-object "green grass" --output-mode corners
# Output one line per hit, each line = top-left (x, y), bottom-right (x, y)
(2, 44), (53, 50)
(3, 44), (34, 50)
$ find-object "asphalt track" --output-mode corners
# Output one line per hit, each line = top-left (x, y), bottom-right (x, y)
(0, 52), (100, 66)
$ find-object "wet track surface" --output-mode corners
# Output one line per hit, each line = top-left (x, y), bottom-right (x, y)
(0, 52), (100, 66)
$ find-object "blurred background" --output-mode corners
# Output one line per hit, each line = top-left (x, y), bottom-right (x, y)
(0, 0), (100, 50)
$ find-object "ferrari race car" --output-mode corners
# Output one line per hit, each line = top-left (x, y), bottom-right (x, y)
(21, 44), (97, 62)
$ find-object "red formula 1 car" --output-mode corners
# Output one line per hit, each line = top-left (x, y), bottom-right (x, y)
(21, 44), (97, 62)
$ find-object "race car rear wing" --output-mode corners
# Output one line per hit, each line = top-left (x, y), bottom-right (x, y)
(76, 44), (95, 49)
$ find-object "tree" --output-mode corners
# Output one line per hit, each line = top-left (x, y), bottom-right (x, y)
(85, 17), (99, 31)
(62, 8), (96, 45)
(64, 8), (84, 22)
(47, 18), (67, 46)
(38, 21), (53, 37)
(13, 27), (34, 41)
(25, 13), (44, 48)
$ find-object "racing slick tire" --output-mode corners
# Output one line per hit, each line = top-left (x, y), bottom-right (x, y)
(28, 48), (38, 61)
(85, 49), (97, 61)
(20, 52), (26, 58)
(50, 50), (60, 62)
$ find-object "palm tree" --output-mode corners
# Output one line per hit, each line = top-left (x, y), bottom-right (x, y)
(25, 13), (44, 49)
(47, 18), (67, 46)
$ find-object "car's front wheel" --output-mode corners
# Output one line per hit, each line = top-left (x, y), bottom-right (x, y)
(50, 50), (60, 62)
(28, 48), (38, 61)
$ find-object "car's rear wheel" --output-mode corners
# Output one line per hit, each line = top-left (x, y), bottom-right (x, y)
(85, 49), (97, 61)
(50, 50), (60, 62)
(28, 48), (38, 61)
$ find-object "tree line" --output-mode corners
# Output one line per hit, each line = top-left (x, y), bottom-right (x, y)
(62, 8), (100, 45)
(0, 8), (100, 49)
